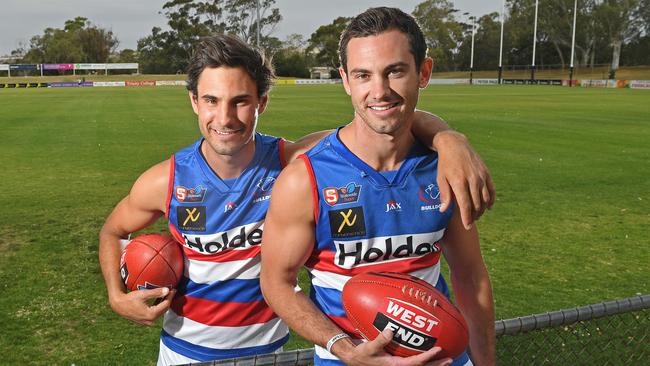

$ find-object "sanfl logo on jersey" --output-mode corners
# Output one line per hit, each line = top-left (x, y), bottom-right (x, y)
(175, 185), (207, 203)
(323, 182), (362, 206)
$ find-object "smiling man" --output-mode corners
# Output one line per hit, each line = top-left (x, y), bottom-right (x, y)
(99, 33), (494, 365)
(261, 8), (495, 366)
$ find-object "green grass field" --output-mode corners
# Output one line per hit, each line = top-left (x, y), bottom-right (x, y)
(0, 84), (648, 364)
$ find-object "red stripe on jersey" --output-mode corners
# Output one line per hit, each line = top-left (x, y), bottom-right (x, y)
(307, 250), (441, 276)
(172, 296), (277, 326)
(278, 138), (287, 168)
(165, 155), (175, 220)
(328, 315), (362, 339)
(299, 154), (319, 222)
(183, 245), (261, 263)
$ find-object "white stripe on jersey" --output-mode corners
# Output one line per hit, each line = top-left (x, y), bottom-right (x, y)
(186, 255), (261, 283)
(310, 265), (441, 291)
(163, 312), (288, 349)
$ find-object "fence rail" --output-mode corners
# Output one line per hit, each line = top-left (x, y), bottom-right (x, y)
(188, 294), (650, 365)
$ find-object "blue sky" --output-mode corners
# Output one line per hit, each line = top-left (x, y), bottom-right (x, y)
(0, 0), (502, 55)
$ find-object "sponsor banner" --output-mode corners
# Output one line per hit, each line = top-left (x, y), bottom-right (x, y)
(48, 81), (94, 88)
(105, 63), (138, 70)
(125, 80), (156, 87)
(0, 64), (9, 71)
(74, 63), (106, 70)
(10, 64), (39, 71)
(579, 79), (619, 88)
(42, 63), (74, 70)
(629, 80), (650, 89)
(428, 79), (469, 85)
(275, 79), (296, 85)
(294, 79), (340, 84)
(93, 81), (126, 87)
(155, 80), (187, 86)
(473, 78), (499, 85)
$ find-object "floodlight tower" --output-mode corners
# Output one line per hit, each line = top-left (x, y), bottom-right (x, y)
(470, 15), (476, 85)
(569, 0), (578, 87)
(498, 0), (506, 84)
(531, 0), (539, 82)
(256, 0), (260, 48)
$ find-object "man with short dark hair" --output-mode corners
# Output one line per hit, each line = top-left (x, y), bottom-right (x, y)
(100, 32), (493, 365)
(261, 7), (495, 366)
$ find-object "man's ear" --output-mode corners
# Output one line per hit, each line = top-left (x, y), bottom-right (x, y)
(340, 67), (351, 96)
(257, 94), (269, 115)
(418, 58), (433, 88)
(188, 91), (199, 114)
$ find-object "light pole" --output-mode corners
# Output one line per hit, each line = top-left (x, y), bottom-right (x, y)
(468, 15), (476, 85)
(498, 0), (506, 84)
(255, 0), (260, 48)
(569, 0), (578, 87)
(531, 0), (539, 82)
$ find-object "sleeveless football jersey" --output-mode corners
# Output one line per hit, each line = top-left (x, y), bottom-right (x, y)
(301, 131), (470, 366)
(163, 134), (289, 361)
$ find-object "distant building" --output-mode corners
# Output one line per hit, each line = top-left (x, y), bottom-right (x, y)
(310, 66), (335, 79)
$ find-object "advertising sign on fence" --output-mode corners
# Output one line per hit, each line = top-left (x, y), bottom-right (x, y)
(10, 64), (39, 71)
(155, 80), (186, 86)
(106, 63), (139, 70)
(74, 63), (106, 70)
(629, 80), (650, 89)
(42, 63), (74, 70)
(0, 64), (9, 71)
(93, 81), (127, 87)
(125, 80), (156, 87)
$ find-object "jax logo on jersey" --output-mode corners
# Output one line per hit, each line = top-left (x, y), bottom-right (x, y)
(385, 200), (402, 213)
(224, 201), (237, 213)
(418, 184), (442, 211)
(323, 182), (362, 206)
(373, 298), (440, 351)
(252, 176), (275, 203)
(333, 231), (444, 268)
(175, 185), (207, 203)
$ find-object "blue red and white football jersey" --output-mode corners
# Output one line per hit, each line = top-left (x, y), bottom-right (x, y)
(163, 134), (289, 361)
(300, 130), (469, 366)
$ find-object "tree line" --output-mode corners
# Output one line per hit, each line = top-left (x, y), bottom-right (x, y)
(10, 0), (650, 78)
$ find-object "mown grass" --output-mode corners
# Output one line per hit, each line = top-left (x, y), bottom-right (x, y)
(0, 84), (647, 364)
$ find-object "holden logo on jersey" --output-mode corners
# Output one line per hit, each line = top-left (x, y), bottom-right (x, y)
(175, 185), (207, 203)
(334, 231), (444, 268)
(385, 200), (402, 213)
(177, 206), (206, 232)
(253, 177), (275, 203)
(418, 184), (442, 211)
(323, 182), (362, 206)
(181, 221), (264, 254)
(224, 201), (237, 213)
(373, 298), (439, 351)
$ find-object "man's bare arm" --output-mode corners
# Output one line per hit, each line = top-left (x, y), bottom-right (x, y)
(441, 207), (496, 366)
(98, 160), (175, 326)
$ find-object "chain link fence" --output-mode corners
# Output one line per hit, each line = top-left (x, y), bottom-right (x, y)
(189, 294), (650, 366)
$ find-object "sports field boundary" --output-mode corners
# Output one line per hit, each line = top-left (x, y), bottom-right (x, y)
(185, 294), (650, 365)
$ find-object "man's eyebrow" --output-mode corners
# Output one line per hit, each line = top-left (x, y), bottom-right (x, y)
(385, 62), (410, 70)
(349, 67), (370, 74)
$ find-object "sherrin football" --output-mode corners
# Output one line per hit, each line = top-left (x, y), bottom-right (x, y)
(342, 272), (469, 359)
(120, 234), (184, 291)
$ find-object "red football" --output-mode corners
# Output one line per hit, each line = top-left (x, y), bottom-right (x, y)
(120, 234), (184, 291)
(342, 272), (468, 359)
